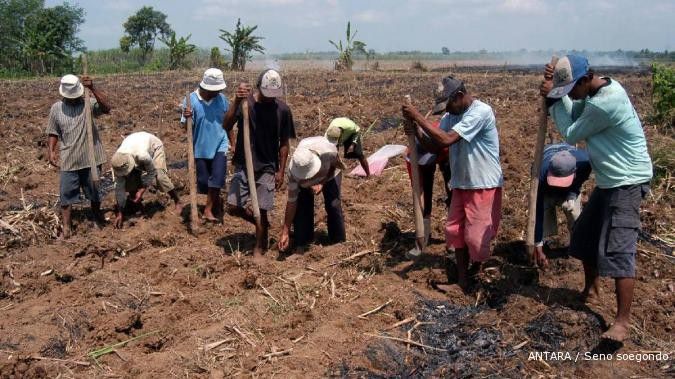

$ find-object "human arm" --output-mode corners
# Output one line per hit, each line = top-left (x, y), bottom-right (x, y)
(223, 83), (250, 132)
(358, 155), (370, 177)
(401, 104), (462, 147)
(278, 184), (299, 251)
(81, 76), (111, 114)
(47, 135), (59, 167)
(114, 176), (127, 228)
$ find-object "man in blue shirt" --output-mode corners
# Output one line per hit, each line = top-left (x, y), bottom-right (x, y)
(541, 55), (653, 342)
(403, 76), (503, 291)
(181, 68), (230, 222)
(534, 143), (591, 268)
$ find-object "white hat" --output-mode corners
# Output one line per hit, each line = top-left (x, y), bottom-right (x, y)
(111, 152), (135, 177)
(289, 148), (321, 180)
(59, 74), (84, 99)
(257, 69), (283, 98)
(200, 68), (227, 92)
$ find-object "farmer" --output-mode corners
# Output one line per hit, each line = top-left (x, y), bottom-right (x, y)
(402, 76), (503, 291)
(324, 117), (370, 177)
(224, 69), (296, 261)
(405, 120), (452, 247)
(46, 74), (111, 238)
(533, 143), (591, 268)
(540, 55), (653, 342)
(278, 136), (346, 255)
(181, 68), (229, 222)
(110, 132), (182, 228)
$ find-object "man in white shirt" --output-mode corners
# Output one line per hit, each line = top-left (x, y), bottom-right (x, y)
(111, 131), (181, 228)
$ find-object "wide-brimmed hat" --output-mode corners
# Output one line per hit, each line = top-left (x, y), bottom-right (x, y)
(257, 69), (283, 98)
(111, 152), (135, 177)
(547, 55), (590, 99)
(432, 76), (465, 115)
(200, 68), (227, 92)
(59, 74), (84, 99)
(289, 147), (321, 180)
(547, 150), (577, 187)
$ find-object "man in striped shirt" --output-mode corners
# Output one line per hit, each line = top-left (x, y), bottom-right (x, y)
(46, 74), (112, 238)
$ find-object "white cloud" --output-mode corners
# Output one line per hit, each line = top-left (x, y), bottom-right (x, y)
(353, 9), (386, 23)
(500, 0), (546, 14)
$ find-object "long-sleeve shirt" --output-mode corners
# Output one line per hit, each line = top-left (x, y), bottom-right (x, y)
(534, 143), (591, 243)
(287, 137), (342, 203)
(114, 132), (163, 208)
(548, 78), (652, 189)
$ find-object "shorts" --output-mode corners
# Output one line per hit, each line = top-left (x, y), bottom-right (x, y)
(227, 167), (275, 211)
(195, 152), (226, 194)
(542, 193), (581, 241)
(569, 183), (649, 278)
(59, 167), (101, 206)
(445, 187), (502, 262)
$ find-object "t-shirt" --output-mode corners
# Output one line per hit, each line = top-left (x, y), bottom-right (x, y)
(549, 78), (652, 189)
(440, 99), (503, 189)
(181, 91), (229, 159)
(534, 143), (592, 243)
(46, 98), (106, 172)
(324, 117), (364, 159)
(232, 94), (296, 174)
(114, 132), (164, 209)
(287, 137), (341, 203)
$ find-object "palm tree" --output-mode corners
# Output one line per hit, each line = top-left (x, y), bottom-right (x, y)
(219, 19), (265, 71)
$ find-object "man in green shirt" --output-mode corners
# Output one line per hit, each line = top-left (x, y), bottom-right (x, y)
(540, 55), (652, 343)
(325, 117), (370, 177)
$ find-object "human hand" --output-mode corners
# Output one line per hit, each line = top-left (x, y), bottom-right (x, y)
(182, 108), (193, 118)
(539, 80), (553, 98)
(311, 184), (323, 195)
(48, 150), (59, 168)
(275, 171), (284, 190)
(544, 63), (555, 80)
(235, 83), (251, 100)
(278, 229), (289, 251)
(80, 75), (93, 89)
(534, 244), (549, 269)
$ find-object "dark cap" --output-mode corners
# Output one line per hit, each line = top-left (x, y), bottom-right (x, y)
(547, 150), (577, 187)
(432, 76), (465, 115)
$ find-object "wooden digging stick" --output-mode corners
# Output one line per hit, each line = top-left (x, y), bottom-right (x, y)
(81, 54), (99, 188)
(405, 95), (425, 254)
(242, 100), (262, 230)
(185, 92), (199, 231)
(526, 56), (559, 265)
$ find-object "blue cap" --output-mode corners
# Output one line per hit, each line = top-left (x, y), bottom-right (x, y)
(548, 55), (590, 99)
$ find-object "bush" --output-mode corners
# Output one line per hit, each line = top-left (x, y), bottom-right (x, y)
(652, 63), (674, 128)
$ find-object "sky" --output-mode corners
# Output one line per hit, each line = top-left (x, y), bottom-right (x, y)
(46, 0), (674, 53)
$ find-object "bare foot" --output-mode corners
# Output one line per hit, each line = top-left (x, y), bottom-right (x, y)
(174, 203), (184, 214)
(581, 286), (601, 304)
(59, 227), (72, 240)
(202, 211), (219, 223)
(252, 248), (265, 265)
(601, 322), (630, 342)
(535, 249), (549, 269)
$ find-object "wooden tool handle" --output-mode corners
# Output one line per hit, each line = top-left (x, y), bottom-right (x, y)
(526, 56), (559, 264)
(405, 95), (425, 251)
(81, 54), (99, 186)
(242, 100), (262, 229)
(185, 92), (199, 230)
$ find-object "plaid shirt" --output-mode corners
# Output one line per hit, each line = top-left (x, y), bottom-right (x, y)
(46, 99), (106, 172)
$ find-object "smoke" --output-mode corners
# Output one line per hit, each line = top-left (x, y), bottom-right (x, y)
(496, 51), (640, 67)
